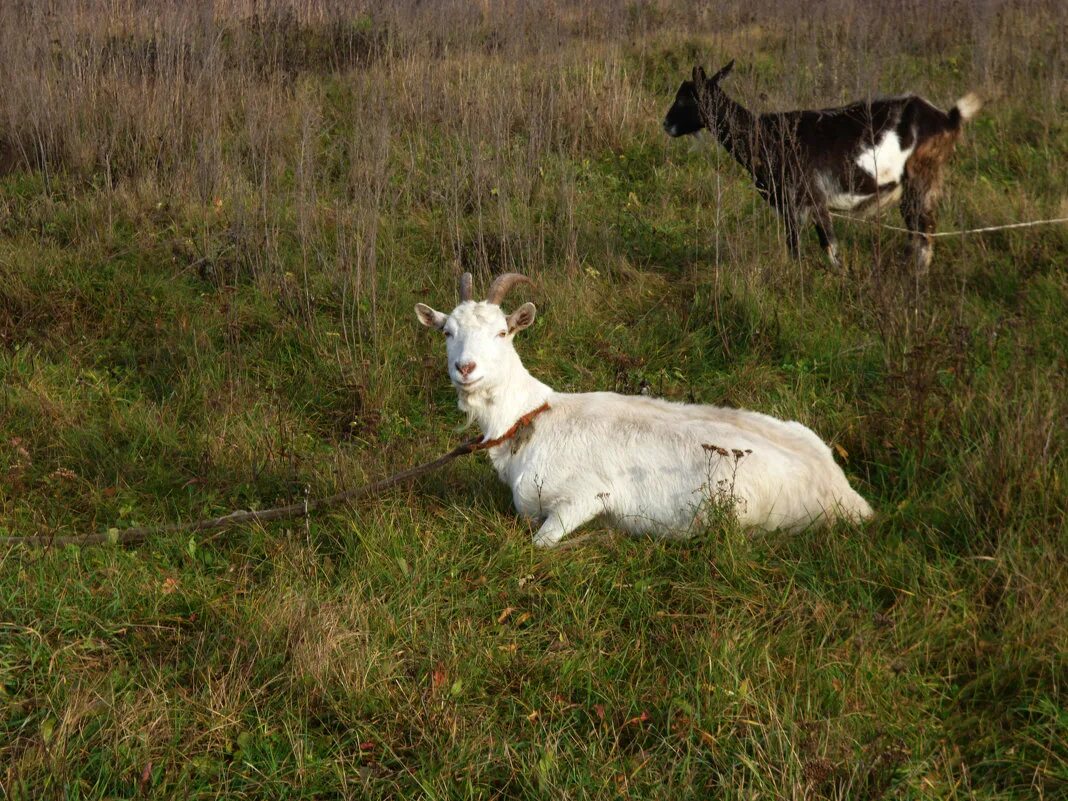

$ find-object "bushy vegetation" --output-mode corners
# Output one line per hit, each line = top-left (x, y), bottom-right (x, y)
(1, 1), (1065, 797)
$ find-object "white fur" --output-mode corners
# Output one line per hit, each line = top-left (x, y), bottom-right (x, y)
(955, 93), (982, 121)
(417, 299), (873, 547)
(823, 181), (904, 215)
(816, 128), (909, 215)
(855, 130), (914, 185)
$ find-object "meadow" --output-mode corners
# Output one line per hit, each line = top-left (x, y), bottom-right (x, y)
(1, 0), (1066, 797)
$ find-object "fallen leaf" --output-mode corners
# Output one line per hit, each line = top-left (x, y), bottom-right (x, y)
(139, 761), (153, 794)
(497, 607), (516, 624)
(431, 665), (447, 689)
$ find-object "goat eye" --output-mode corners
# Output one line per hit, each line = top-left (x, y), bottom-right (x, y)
(497, 330), (507, 338)
(443, 331), (452, 338)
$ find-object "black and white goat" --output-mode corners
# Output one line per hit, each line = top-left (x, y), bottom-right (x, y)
(663, 61), (981, 271)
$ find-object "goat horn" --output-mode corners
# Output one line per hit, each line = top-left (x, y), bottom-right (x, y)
(485, 273), (535, 306)
(458, 272), (473, 302)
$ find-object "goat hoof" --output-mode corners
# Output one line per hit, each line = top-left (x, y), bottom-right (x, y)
(824, 245), (844, 273)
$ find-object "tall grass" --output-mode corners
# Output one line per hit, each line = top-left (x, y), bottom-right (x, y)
(1, 1), (1066, 798)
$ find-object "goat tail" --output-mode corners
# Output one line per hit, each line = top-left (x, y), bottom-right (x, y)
(949, 92), (982, 127)
(832, 486), (874, 524)
(848, 490), (874, 522)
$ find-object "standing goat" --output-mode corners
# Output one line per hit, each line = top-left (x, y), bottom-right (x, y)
(663, 61), (981, 271)
(415, 272), (872, 547)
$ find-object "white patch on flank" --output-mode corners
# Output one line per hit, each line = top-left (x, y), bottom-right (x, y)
(855, 130), (914, 185)
(815, 128), (912, 215)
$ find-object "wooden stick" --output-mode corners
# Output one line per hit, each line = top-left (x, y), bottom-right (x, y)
(1, 438), (483, 548)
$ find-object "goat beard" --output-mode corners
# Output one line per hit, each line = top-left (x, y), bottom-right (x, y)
(688, 128), (712, 153)
(453, 390), (479, 433)
(455, 409), (477, 434)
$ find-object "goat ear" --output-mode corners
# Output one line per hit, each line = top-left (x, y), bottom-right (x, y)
(506, 302), (536, 334)
(713, 59), (735, 82)
(414, 303), (447, 331)
(692, 65), (706, 84)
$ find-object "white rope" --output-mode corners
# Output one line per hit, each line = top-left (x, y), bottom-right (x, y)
(829, 212), (1068, 238)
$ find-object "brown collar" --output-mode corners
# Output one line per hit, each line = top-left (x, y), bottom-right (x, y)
(468, 402), (551, 453)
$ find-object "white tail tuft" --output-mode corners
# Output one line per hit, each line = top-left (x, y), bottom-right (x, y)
(954, 92), (982, 121)
(848, 490), (875, 522)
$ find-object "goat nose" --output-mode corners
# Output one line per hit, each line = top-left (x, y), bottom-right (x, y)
(455, 361), (476, 378)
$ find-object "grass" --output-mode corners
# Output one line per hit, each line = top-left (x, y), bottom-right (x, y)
(1, 0), (1066, 798)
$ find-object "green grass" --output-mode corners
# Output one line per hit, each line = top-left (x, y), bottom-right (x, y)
(1, 2), (1067, 798)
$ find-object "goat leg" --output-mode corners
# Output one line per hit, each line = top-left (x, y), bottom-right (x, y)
(782, 206), (802, 260)
(812, 205), (842, 271)
(532, 499), (601, 548)
(901, 185), (936, 275)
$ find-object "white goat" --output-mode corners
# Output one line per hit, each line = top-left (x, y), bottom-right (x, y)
(416, 273), (873, 547)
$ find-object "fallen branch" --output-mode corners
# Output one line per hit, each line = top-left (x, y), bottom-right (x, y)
(2, 437), (483, 548)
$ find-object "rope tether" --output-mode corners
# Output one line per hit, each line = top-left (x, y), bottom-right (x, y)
(0, 404), (553, 548)
(829, 213), (1068, 238)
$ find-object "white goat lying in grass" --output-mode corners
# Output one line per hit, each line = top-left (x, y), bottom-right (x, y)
(416, 273), (872, 547)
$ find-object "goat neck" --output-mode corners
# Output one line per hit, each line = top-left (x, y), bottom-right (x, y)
(457, 346), (552, 444)
(701, 85), (759, 175)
